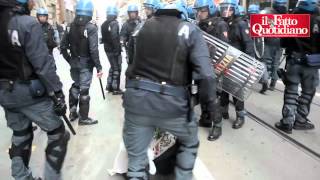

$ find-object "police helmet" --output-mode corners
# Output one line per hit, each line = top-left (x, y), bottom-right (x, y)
(238, 5), (245, 16)
(37, 8), (48, 16)
(219, 0), (239, 17)
(160, 1), (188, 20)
(143, 0), (161, 10)
(158, 2), (167, 9)
(248, 4), (260, 14)
(16, 0), (28, 4)
(193, 0), (217, 16)
(128, 4), (138, 12)
(76, 0), (94, 17)
(273, 0), (288, 8)
(106, 5), (118, 16)
(187, 6), (196, 19)
(296, 0), (318, 12)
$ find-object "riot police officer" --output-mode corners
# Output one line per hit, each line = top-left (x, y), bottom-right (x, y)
(120, 4), (141, 62)
(193, 0), (227, 140)
(61, 0), (102, 125)
(247, 4), (269, 94)
(36, 7), (58, 55)
(101, 5), (123, 95)
(0, 0), (70, 179)
(219, 0), (255, 129)
(123, 2), (217, 180)
(143, 0), (161, 19)
(276, 0), (320, 133)
(259, 0), (288, 93)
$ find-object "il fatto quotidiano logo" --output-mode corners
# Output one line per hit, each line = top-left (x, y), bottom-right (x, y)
(250, 14), (310, 38)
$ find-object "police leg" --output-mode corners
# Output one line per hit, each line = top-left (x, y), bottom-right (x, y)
(275, 62), (300, 133)
(123, 112), (155, 180)
(198, 103), (211, 127)
(259, 63), (270, 94)
(6, 109), (34, 180)
(69, 83), (80, 121)
(269, 47), (282, 90)
(106, 53), (114, 92)
(45, 124), (70, 179)
(78, 88), (97, 125)
(78, 68), (97, 125)
(260, 45), (272, 93)
(232, 97), (245, 129)
(160, 113), (199, 180)
(294, 67), (319, 130)
(208, 98), (223, 141)
(69, 69), (80, 121)
(21, 98), (70, 179)
(112, 54), (123, 95)
(220, 91), (230, 119)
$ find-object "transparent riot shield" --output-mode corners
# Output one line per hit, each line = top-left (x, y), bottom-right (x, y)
(202, 31), (266, 101)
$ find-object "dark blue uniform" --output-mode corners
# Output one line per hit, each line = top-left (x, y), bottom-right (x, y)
(0, 3), (69, 179)
(123, 11), (217, 180)
(221, 16), (254, 128)
(61, 16), (101, 125)
(276, 9), (320, 133)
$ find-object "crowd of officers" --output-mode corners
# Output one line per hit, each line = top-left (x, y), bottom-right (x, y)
(0, 0), (319, 179)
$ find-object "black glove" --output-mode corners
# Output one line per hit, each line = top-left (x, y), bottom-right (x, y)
(53, 91), (67, 116)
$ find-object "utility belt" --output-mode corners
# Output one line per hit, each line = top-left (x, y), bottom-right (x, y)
(289, 51), (320, 68)
(288, 51), (307, 65)
(0, 79), (46, 98)
(126, 78), (189, 98)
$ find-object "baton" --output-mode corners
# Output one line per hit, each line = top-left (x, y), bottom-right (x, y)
(49, 93), (76, 135)
(99, 78), (106, 100)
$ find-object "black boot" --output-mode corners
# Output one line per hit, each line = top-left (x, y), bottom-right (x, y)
(232, 116), (245, 129)
(208, 126), (222, 141)
(275, 121), (293, 134)
(293, 120), (315, 130)
(259, 82), (268, 94)
(79, 117), (98, 125)
(112, 89), (124, 95)
(106, 85), (113, 93)
(269, 80), (276, 91)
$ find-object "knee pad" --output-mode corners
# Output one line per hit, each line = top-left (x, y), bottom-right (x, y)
(80, 94), (90, 104)
(46, 125), (70, 173)
(297, 91), (315, 116)
(284, 89), (298, 105)
(9, 124), (34, 168)
(80, 89), (89, 96)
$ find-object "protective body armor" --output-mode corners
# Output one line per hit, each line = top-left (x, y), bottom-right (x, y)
(199, 17), (225, 39)
(41, 23), (56, 50)
(282, 13), (320, 54)
(124, 19), (141, 40)
(127, 16), (191, 86)
(69, 20), (89, 57)
(0, 12), (35, 80)
(228, 17), (245, 51)
(101, 19), (113, 44)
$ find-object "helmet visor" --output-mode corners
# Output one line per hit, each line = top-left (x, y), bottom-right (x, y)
(220, 4), (235, 18)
